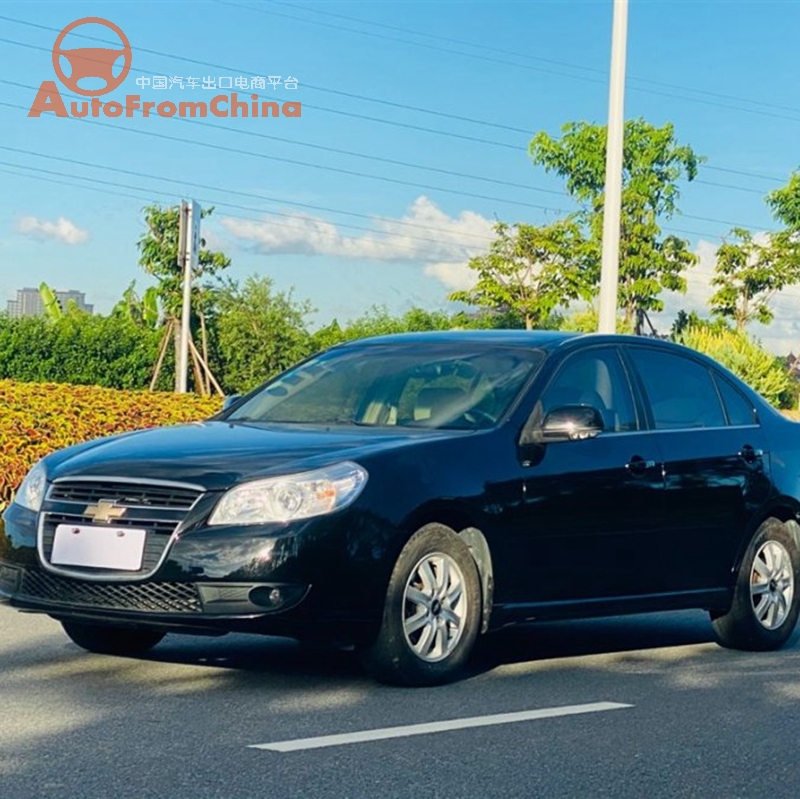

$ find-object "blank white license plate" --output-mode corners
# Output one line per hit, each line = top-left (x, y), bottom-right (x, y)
(51, 524), (147, 571)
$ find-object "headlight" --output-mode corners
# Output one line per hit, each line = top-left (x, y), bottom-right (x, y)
(14, 461), (47, 512)
(209, 461), (368, 525)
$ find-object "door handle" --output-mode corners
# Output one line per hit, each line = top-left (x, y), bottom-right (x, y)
(738, 445), (764, 464)
(625, 456), (656, 475)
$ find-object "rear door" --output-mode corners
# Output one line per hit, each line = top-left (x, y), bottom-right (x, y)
(624, 345), (770, 591)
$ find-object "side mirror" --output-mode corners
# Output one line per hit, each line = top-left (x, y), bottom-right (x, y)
(222, 394), (242, 412)
(532, 405), (605, 444)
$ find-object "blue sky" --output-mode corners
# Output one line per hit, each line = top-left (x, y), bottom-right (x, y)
(2, 0), (800, 349)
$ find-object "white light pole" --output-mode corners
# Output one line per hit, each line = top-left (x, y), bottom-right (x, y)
(177, 199), (200, 393)
(597, 0), (629, 334)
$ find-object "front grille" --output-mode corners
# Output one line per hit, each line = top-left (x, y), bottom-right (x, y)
(48, 480), (201, 510)
(20, 569), (202, 613)
(40, 479), (204, 578)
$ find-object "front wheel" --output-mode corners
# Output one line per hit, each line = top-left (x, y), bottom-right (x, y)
(361, 523), (481, 686)
(61, 621), (165, 656)
(711, 518), (800, 651)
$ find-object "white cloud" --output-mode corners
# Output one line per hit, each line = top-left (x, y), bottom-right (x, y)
(15, 215), (89, 245)
(423, 261), (476, 292)
(220, 196), (494, 268)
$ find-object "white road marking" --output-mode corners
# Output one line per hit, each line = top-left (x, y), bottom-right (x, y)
(249, 701), (633, 753)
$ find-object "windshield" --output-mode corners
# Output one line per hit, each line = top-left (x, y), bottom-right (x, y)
(227, 343), (544, 430)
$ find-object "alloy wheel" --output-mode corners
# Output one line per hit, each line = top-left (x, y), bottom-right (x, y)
(402, 552), (467, 662)
(750, 540), (795, 630)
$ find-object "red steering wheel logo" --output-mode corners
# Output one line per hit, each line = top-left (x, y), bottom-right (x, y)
(52, 17), (132, 97)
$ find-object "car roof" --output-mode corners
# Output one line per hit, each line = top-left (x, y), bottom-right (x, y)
(336, 329), (580, 349)
(334, 330), (708, 354)
(334, 330), (749, 371)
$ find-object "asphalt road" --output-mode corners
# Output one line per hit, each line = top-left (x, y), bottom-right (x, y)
(2, 605), (800, 799)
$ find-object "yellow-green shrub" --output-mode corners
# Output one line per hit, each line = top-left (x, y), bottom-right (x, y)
(0, 381), (221, 510)
(677, 326), (791, 407)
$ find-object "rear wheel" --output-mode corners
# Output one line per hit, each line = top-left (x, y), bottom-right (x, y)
(711, 518), (800, 651)
(61, 621), (165, 656)
(361, 523), (481, 686)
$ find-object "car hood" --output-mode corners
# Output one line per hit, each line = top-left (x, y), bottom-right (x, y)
(44, 420), (457, 491)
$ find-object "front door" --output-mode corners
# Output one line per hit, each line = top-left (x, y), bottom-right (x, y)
(511, 346), (666, 604)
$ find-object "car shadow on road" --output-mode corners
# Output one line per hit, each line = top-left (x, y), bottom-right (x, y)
(137, 609), (724, 682)
(469, 610), (719, 672)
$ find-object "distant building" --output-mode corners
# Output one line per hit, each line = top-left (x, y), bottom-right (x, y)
(55, 289), (94, 315)
(6, 287), (93, 318)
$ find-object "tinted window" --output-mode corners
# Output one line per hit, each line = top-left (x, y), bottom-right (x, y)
(715, 376), (757, 426)
(541, 348), (636, 433)
(628, 348), (725, 430)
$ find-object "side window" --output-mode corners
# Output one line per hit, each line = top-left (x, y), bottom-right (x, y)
(627, 348), (725, 430)
(714, 375), (757, 426)
(541, 348), (637, 433)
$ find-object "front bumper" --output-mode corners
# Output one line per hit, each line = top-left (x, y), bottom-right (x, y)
(0, 561), (308, 616)
(0, 495), (390, 638)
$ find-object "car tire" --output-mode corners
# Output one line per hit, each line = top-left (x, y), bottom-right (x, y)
(360, 523), (481, 686)
(711, 518), (800, 651)
(61, 621), (165, 656)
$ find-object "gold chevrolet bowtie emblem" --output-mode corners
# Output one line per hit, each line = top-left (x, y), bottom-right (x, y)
(84, 500), (126, 523)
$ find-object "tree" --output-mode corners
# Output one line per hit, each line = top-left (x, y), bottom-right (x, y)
(767, 171), (800, 232)
(529, 119), (702, 325)
(709, 228), (796, 330)
(137, 204), (230, 315)
(214, 276), (314, 394)
(137, 204), (231, 392)
(448, 219), (595, 330)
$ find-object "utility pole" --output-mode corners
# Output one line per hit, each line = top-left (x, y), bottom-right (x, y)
(597, 0), (629, 334)
(177, 199), (200, 393)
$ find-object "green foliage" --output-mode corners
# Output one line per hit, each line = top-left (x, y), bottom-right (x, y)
(214, 276), (314, 393)
(448, 219), (595, 329)
(710, 228), (798, 329)
(312, 305), (454, 350)
(0, 314), (172, 391)
(0, 380), (220, 511)
(677, 325), (790, 407)
(558, 306), (632, 334)
(529, 119), (703, 322)
(137, 204), (231, 318)
(38, 282), (62, 321)
(767, 171), (800, 231)
(113, 281), (161, 329)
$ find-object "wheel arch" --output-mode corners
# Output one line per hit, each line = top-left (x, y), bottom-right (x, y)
(731, 502), (800, 577)
(400, 503), (494, 634)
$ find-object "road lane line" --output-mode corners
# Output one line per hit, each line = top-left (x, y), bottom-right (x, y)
(249, 701), (633, 753)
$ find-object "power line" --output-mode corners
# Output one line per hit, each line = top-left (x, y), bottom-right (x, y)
(0, 13), (532, 137)
(0, 159), (493, 255)
(215, 0), (800, 126)
(0, 36), (778, 238)
(0, 98), (566, 215)
(7, 9), (800, 152)
(0, 76), (557, 199)
(0, 144), (497, 244)
(0, 71), (776, 227)
(263, 0), (800, 120)
(0, 26), (794, 188)
(0, 87), (773, 233)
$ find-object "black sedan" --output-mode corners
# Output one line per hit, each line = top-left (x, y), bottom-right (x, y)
(2, 331), (800, 685)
